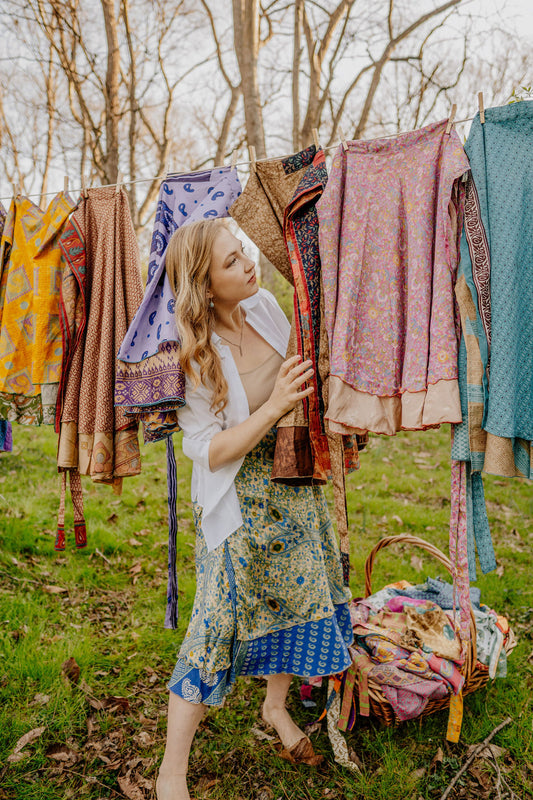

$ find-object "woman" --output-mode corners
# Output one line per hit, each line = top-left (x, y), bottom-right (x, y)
(156, 219), (353, 800)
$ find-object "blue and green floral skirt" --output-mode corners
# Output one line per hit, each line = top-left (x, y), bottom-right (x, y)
(168, 430), (353, 705)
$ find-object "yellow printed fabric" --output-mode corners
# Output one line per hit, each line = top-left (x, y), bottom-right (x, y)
(0, 192), (75, 424)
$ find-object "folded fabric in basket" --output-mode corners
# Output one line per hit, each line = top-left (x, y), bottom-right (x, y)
(391, 576), (481, 610)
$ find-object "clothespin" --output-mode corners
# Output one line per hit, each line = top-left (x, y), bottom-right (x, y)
(230, 149), (239, 170)
(445, 103), (457, 135)
(248, 145), (257, 173)
(81, 175), (87, 198)
(312, 128), (320, 149)
(63, 176), (69, 193)
(115, 170), (123, 194)
(478, 92), (485, 124)
(165, 160), (171, 178)
(338, 126), (348, 152)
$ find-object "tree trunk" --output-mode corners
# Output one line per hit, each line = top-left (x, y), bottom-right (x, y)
(101, 0), (121, 184)
(232, 0), (266, 158)
(292, 0), (303, 151)
(40, 42), (56, 206)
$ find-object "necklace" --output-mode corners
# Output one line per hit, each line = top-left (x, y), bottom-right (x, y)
(216, 311), (245, 356)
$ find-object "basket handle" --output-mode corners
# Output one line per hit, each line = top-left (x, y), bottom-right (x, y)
(363, 534), (477, 666)
(364, 534), (452, 597)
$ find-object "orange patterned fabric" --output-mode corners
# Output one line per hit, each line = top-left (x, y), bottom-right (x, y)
(57, 187), (144, 488)
(0, 192), (76, 424)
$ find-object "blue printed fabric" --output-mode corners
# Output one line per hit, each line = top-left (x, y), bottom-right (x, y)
(451, 102), (533, 578)
(117, 167), (242, 365)
(473, 102), (533, 440)
(167, 430), (353, 706)
(391, 577), (481, 610)
(168, 603), (353, 706)
(0, 420), (12, 451)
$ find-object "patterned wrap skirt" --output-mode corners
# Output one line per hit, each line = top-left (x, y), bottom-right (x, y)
(168, 430), (353, 705)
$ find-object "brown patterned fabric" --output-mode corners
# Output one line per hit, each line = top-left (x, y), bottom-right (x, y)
(229, 148), (315, 476)
(57, 187), (144, 490)
(230, 147), (363, 583)
(229, 159), (305, 284)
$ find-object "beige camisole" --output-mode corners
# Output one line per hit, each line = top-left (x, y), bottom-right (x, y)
(239, 350), (284, 414)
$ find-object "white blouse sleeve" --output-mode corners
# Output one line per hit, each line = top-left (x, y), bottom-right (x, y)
(176, 369), (245, 552)
(177, 377), (223, 472)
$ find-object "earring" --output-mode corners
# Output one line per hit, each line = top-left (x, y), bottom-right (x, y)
(209, 299), (215, 308)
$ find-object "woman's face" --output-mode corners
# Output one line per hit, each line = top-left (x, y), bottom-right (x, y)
(208, 227), (258, 306)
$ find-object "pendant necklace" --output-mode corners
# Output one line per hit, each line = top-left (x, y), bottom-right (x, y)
(216, 311), (245, 357)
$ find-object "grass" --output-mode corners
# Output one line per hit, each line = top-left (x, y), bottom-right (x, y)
(0, 423), (532, 799)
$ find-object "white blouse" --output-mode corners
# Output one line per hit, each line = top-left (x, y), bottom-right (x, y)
(177, 287), (291, 552)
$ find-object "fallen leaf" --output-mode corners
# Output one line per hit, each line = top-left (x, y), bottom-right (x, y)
(107, 513), (118, 524)
(10, 625), (29, 641)
(254, 789), (273, 800)
(429, 746), (444, 771)
(43, 585), (68, 594)
(117, 774), (145, 800)
(46, 744), (79, 764)
(305, 721), (322, 736)
(30, 693), (50, 706)
(468, 743), (507, 760)
(8, 726), (46, 762)
(348, 747), (364, 769)
(250, 726), (275, 742)
(7, 752), (30, 764)
(410, 555), (424, 572)
(129, 561), (142, 585)
(61, 657), (80, 685)
(128, 538), (143, 547)
(468, 764), (492, 790)
(391, 515), (403, 525)
(101, 696), (131, 713)
(496, 564), (505, 577)
(134, 529), (151, 537)
(133, 731), (153, 748)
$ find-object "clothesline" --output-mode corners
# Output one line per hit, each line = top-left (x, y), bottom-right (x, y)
(0, 115), (474, 203)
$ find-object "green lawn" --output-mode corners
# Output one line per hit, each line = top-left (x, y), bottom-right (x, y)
(0, 423), (531, 799)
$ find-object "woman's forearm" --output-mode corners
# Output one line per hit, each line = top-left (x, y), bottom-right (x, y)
(208, 400), (280, 471)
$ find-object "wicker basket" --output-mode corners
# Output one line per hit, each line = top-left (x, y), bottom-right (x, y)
(360, 534), (492, 725)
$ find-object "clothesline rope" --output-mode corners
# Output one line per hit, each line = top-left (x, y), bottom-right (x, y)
(0, 116), (474, 203)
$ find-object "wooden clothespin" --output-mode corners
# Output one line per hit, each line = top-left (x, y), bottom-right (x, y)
(445, 103), (457, 135)
(81, 175), (87, 198)
(165, 160), (171, 178)
(115, 170), (123, 194)
(478, 92), (485, 124)
(338, 126), (348, 152)
(312, 128), (320, 150)
(248, 145), (257, 173)
(63, 176), (69, 193)
(231, 149), (238, 170)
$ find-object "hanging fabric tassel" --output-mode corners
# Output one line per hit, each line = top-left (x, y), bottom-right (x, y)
(164, 435), (179, 629)
(55, 471), (67, 551)
(55, 469), (87, 550)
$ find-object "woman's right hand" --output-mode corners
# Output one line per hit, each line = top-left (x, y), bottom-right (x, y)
(264, 354), (314, 421)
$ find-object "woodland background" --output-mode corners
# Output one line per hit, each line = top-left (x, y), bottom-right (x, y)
(0, 2), (532, 799)
(1, 0), (531, 274)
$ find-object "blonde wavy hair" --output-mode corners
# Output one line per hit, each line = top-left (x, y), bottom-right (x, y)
(165, 218), (229, 414)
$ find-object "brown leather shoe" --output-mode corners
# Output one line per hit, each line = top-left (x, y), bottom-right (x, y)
(279, 736), (324, 766)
